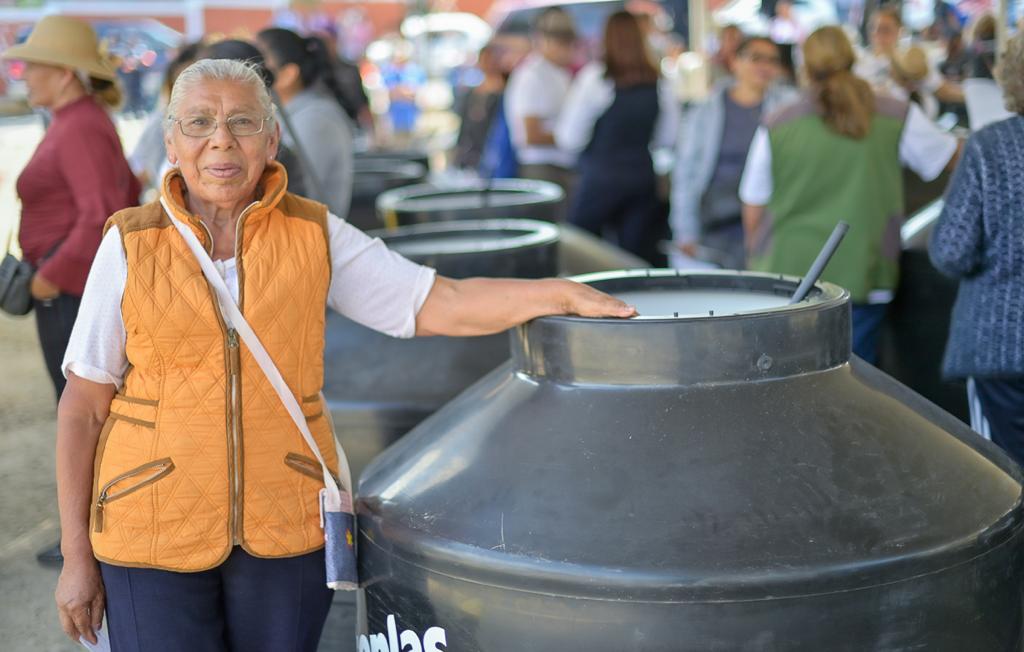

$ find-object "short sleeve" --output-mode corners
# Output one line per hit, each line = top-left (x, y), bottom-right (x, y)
(899, 103), (959, 181)
(922, 63), (945, 94)
(326, 214), (436, 338)
(739, 127), (773, 206)
(62, 226), (129, 387)
(554, 62), (613, 154)
(507, 62), (553, 119)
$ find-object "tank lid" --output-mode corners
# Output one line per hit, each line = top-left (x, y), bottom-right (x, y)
(372, 219), (560, 259)
(513, 270), (850, 385)
(376, 178), (565, 214)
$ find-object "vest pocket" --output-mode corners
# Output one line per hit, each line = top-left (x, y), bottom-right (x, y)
(109, 394), (159, 428)
(94, 458), (175, 533)
(284, 452), (339, 486)
(301, 394), (324, 422)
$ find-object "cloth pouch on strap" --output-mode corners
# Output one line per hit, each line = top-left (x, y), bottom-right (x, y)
(321, 488), (357, 588)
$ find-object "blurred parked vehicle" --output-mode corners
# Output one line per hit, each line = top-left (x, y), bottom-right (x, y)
(3, 19), (181, 112)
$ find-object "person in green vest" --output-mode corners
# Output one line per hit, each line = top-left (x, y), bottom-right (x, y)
(739, 25), (959, 364)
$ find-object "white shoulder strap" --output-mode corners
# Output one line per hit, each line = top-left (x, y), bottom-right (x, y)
(161, 199), (352, 501)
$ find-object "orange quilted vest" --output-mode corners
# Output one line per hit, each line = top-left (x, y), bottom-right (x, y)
(90, 162), (340, 571)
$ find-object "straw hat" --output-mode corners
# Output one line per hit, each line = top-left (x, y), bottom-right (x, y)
(2, 16), (115, 81)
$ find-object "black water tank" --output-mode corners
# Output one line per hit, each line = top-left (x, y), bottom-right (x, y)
(356, 270), (1024, 651)
(323, 219), (560, 479)
(355, 148), (431, 170)
(375, 179), (564, 227)
(879, 200), (969, 422)
(348, 160), (428, 231)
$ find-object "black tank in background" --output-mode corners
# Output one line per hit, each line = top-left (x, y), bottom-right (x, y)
(878, 199), (969, 422)
(375, 179), (564, 227)
(355, 148), (431, 170)
(323, 219), (560, 481)
(348, 160), (427, 231)
(372, 176), (647, 272)
(356, 270), (1024, 651)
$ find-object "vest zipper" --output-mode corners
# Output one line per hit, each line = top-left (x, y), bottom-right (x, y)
(227, 327), (242, 545)
(193, 205), (255, 548)
(94, 458), (175, 533)
(227, 202), (254, 545)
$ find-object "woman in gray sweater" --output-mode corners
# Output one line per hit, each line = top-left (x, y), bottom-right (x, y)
(258, 27), (355, 219)
(929, 33), (1024, 464)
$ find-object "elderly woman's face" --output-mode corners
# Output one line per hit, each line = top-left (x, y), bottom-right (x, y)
(165, 80), (278, 210)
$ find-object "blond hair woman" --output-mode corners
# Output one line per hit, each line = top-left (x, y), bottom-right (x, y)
(739, 26), (958, 364)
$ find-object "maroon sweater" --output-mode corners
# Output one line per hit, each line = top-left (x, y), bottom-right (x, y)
(16, 96), (140, 296)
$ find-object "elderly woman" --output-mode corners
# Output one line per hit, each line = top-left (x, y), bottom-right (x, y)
(930, 33), (1024, 465)
(54, 59), (633, 651)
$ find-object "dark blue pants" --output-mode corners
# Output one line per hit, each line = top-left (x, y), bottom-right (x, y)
(100, 546), (333, 652)
(970, 377), (1024, 468)
(33, 293), (80, 401)
(851, 303), (888, 365)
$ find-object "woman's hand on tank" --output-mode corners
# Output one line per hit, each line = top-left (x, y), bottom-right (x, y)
(416, 277), (636, 337)
(555, 279), (637, 319)
(55, 552), (105, 644)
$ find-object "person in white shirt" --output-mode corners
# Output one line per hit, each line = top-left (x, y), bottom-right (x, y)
(555, 10), (680, 263)
(504, 6), (578, 198)
(856, 5), (963, 116)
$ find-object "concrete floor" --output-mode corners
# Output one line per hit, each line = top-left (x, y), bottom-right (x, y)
(0, 114), (356, 651)
(0, 313), (73, 651)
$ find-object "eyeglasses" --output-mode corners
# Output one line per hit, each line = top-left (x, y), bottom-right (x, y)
(170, 114), (269, 138)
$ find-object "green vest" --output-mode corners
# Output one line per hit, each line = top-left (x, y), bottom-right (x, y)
(749, 95), (907, 303)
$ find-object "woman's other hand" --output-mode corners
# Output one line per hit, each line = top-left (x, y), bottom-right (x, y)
(55, 553), (105, 644)
(54, 373), (115, 644)
(415, 276), (636, 337)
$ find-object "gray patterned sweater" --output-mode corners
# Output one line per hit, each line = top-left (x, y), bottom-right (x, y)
(929, 115), (1024, 379)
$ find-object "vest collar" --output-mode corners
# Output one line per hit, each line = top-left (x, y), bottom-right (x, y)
(160, 161), (290, 251)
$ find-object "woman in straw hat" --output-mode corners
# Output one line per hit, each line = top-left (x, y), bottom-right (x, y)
(2, 16), (140, 565)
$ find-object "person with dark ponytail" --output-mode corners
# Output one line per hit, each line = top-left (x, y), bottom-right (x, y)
(257, 27), (354, 218)
(739, 26), (959, 364)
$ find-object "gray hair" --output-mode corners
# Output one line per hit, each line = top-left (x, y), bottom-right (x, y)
(164, 58), (276, 134)
(1000, 33), (1024, 115)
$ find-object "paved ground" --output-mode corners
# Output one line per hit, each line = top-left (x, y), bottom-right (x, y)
(0, 112), (81, 652)
(0, 114), (356, 651)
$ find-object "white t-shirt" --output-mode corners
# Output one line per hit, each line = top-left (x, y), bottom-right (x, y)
(504, 53), (575, 168)
(739, 102), (958, 207)
(63, 213), (437, 388)
(554, 61), (681, 155)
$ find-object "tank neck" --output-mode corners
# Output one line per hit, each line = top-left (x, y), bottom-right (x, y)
(511, 272), (851, 386)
